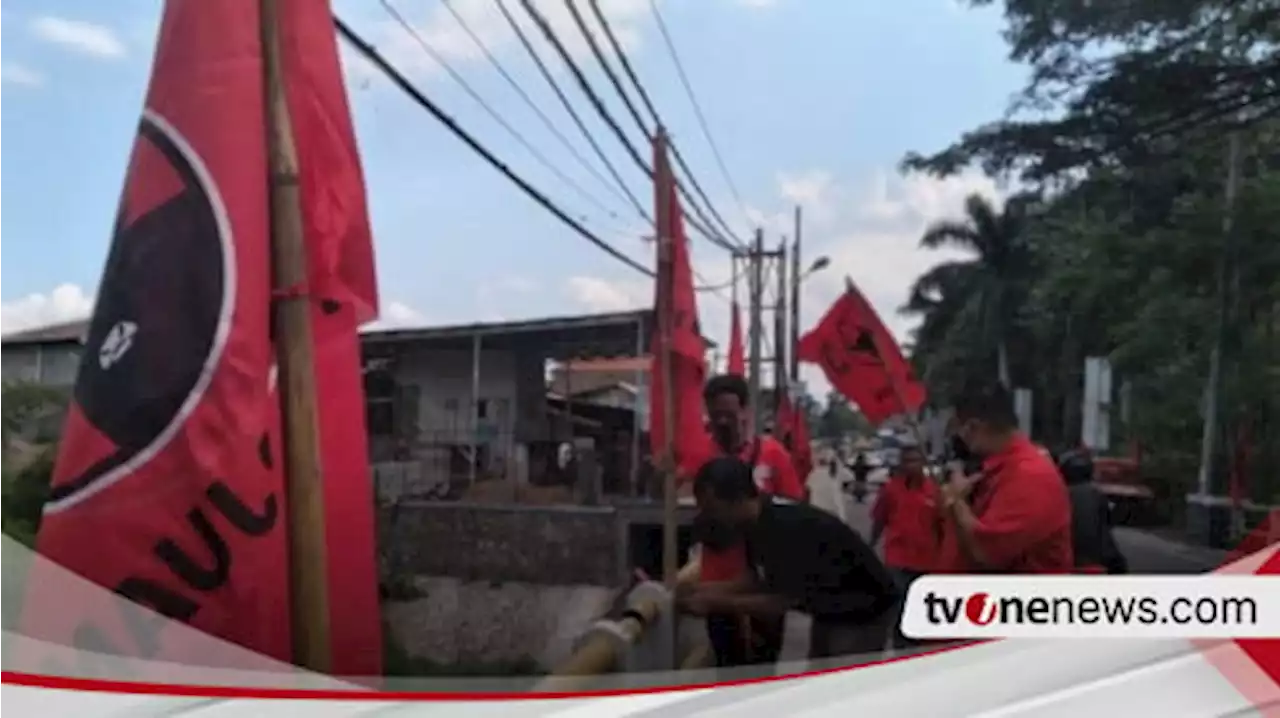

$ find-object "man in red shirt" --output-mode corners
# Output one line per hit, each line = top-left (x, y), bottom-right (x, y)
(681, 374), (804, 668)
(869, 442), (937, 648)
(936, 383), (1073, 574)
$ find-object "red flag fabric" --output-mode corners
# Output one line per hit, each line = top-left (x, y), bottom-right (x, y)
(284, 0), (383, 676)
(797, 281), (926, 425)
(25, 0), (380, 676)
(777, 395), (814, 480)
(726, 301), (745, 376)
(648, 134), (711, 469)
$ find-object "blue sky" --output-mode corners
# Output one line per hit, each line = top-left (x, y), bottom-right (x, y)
(1, 0), (1024, 396)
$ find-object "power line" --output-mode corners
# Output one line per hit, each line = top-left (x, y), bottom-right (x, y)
(647, 0), (752, 227)
(562, 0), (650, 142)
(518, 0), (733, 252)
(589, 0), (747, 247)
(378, 0), (623, 228)
(493, 0), (652, 226)
(438, 0), (633, 219)
(334, 16), (654, 277)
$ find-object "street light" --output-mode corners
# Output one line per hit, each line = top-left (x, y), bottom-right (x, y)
(801, 256), (831, 283)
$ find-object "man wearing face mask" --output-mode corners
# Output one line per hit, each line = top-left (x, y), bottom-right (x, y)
(936, 382), (1073, 574)
(683, 374), (804, 668)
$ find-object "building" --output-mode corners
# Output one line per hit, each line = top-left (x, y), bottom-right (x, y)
(360, 310), (658, 500)
(0, 320), (88, 388)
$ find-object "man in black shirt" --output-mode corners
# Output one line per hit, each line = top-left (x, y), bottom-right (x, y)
(679, 456), (899, 661)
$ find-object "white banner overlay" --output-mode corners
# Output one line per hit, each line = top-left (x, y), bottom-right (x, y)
(902, 576), (1280, 639)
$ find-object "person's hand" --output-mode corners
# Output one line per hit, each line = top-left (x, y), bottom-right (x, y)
(676, 588), (721, 617)
(941, 471), (979, 510)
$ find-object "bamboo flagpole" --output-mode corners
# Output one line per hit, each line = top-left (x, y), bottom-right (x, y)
(655, 127), (679, 587)
(260, 0), (332, 672)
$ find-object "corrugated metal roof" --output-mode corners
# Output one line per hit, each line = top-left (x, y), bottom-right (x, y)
(360, 309), (653, 343)
(0, 318), (90, 346)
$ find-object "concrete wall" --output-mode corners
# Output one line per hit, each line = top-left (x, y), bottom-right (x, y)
(380, 501), (628, 587)
(1, 344), (82, 387)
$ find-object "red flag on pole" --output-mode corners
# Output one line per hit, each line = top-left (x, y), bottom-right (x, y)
(797, 279), (926, 425)
(24, 0), (380, 675)
(727, 301), (746, 376)
(648, 134), (710, 470)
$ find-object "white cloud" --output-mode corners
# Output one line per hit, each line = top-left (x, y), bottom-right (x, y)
(560, 166), (1004, 401)
(0, 61), (45, 87)
(1, 284), (95, 335)
(30, 16), (127, 59)
(361, 300), (432, 331)
(359, 0), (652, 80)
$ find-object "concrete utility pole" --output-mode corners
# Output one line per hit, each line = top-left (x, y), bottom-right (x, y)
(790, 206), (802, 385)
(748, 229), (765, 434)
(1191, 130), (1243, 547)
(773, 239), (788, 415)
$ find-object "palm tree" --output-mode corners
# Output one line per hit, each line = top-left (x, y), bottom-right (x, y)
(904, 192), (1038, 388)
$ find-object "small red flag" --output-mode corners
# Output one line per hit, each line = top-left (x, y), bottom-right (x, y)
(726, 301), (746, 376)
(797, 280), (926, 425)
(778, 395), (813, 479)
(648, 132), (711, 468)
(24, 0), (381, 676)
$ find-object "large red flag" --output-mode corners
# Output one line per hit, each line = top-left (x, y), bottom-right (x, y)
(797, 279), (926, 425)
(726, 301), (745, 376)
(25, 0), (380, 676)
(648, 133), (710, 470)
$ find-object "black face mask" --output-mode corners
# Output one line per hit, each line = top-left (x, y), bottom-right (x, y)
(692, 512), (741, 550)
(711, 421), (740, 453)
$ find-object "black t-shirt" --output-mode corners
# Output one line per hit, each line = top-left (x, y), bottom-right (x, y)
(744, 499), (899, 624)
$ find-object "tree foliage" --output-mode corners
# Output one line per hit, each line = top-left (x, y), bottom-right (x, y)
(902, 1), (1280, 514)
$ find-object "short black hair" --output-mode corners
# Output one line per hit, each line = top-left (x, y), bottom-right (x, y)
(703, 373), (749, 407)
(953, 381), (1018, 431)
(693, 456), (759, 502)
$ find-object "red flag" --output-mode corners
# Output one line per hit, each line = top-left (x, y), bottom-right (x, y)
(797, 280), (926, 425)
(726, 301), (746, 376)
(24, 0), (380, 676)
(648, 132), (710, 469)
(777, 396), (813, 479)
(284, 0), (382, 677)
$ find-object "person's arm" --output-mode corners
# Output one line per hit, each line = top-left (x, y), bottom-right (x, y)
(946, 469), (1067, 571)
(1096, 495), (1129, 574)
(869, 485), (891, 547)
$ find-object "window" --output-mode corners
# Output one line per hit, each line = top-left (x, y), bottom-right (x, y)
(476, 399), (489, 420)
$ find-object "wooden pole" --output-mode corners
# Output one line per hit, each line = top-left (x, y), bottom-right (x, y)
(790, 207), (802, 384)
(748, 230), (765, 433)
(260, 0), (331, 672)
(774, 240), (788, 422)
(654, 128), (678, 587)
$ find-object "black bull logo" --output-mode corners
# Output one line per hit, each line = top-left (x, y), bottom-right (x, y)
(33, 113), (281, 672)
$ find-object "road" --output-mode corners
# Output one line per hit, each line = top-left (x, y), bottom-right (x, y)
(775, 484), (1228, 662)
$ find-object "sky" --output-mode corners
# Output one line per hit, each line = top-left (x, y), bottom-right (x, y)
(0, 0), (1024, 400)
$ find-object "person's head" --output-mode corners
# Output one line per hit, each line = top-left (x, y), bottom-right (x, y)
(692, 456), (761, 535)
(703, 374), (750, 452)
(899, 444), (925, 480)
(952, 381), (1019, 457)
(1057, 448), (1094, 486)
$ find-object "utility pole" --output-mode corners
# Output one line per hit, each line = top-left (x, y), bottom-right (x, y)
(790, 206), (802, 385)
(1192, 130), (1242, 547)
(773, 239), (788, 417)
(748, 229), (765, 434)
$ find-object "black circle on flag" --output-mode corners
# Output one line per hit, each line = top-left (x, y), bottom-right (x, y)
(48, 111), (233, 508)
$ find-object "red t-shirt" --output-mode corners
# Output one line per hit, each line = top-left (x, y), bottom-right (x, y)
(935, 435), (1074, 574)
(683, 436), (804, 582)
(872, 474), (939, 572)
